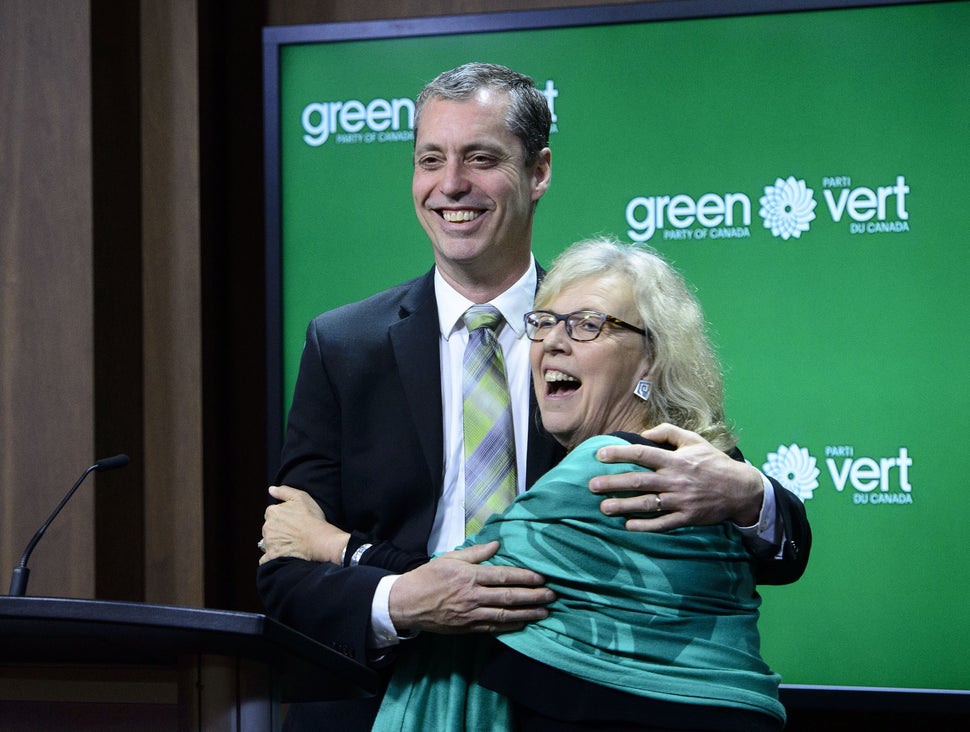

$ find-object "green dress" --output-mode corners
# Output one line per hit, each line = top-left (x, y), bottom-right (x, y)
(372, 434), (785, 730)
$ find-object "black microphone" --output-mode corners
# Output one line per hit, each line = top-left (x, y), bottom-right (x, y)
(8, 454), (130, 597)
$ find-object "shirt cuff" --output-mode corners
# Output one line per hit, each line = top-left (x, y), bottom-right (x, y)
(734, 472), (777, 540)
(734, 473), (785, 560)
(368, 574), (419, 649)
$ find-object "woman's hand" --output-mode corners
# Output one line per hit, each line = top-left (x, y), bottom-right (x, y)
(259, 485), (350, 565)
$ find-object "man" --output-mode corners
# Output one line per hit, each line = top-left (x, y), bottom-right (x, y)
(257, 63), (809, 730)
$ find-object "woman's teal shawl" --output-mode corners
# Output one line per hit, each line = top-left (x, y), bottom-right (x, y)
(373, 434), (785, 730)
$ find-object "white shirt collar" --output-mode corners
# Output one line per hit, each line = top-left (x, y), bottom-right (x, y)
(435, 256), (537, 340)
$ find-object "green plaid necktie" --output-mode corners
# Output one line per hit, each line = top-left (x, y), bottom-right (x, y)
(462, 305), (517, 536)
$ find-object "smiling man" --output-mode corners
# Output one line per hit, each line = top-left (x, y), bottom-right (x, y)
(257, 63), (810, 732)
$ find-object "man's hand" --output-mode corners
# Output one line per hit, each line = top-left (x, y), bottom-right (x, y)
(589, 423), (764, 531)
(388, 541), (555, 635)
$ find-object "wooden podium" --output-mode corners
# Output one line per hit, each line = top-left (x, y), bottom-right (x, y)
(0, 596), (378, 731)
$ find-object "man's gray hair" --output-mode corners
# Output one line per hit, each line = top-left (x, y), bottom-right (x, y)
(415, 62), (552, 164)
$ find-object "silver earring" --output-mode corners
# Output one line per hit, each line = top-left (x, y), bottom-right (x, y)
(634, 380), (651, 401)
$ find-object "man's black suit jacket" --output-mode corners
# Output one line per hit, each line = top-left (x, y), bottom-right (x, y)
(256, 268), (810, 726)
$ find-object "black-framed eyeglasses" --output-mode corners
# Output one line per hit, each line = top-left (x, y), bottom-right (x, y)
(523, 310), (647, 342)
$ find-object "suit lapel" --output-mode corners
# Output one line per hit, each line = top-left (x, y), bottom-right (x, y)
(389, 271), (445, 488)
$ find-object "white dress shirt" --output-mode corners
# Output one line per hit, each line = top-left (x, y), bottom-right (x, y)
(428, 262), (537, 555)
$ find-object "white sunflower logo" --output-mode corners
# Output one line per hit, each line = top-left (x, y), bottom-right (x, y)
(762, 443), (819, 502)
(759, 176), (817, 240)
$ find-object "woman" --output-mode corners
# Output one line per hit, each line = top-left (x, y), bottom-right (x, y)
(263, 237), (785, 731)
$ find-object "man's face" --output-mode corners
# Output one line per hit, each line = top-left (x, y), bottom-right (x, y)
(412, 89), (551, 288)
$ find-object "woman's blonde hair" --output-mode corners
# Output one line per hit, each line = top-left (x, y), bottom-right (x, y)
(534, 236), (737, 451)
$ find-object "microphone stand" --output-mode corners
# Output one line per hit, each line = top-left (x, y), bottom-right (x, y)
(8, 455), (129, 597)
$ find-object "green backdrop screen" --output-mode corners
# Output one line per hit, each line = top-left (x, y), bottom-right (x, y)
(264, 0), (970, 699)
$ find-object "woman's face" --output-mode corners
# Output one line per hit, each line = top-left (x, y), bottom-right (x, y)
(530, 276), (651, 450)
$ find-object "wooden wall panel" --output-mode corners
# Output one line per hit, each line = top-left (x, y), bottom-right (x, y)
(0, 0), (96, 599)
(1, 0), (205, 606)
(140, 0), (204, 608)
